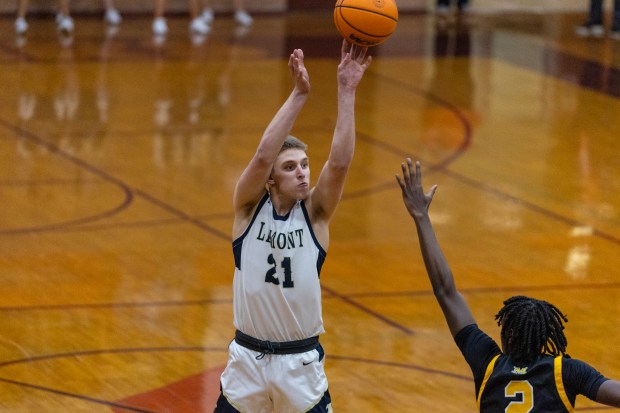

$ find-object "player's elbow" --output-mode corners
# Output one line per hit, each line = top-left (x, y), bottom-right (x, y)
(327, 155), (353, 172)
(431, 281), (459, 303)
(253, 148), (276, 169)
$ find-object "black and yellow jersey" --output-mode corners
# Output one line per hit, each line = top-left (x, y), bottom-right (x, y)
(455, 324), (608, 412)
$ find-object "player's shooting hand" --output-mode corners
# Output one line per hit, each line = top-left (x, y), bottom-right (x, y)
(337, 39), (372, 90)
(288, 49), (311, 94)
(396, 159), (437, 219)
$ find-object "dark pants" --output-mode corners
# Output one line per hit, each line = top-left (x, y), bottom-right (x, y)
(437, 0), (469, 9)
(588, 0), (620, 28)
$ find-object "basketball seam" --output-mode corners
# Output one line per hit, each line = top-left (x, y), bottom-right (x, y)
(335, 5), (398, 23)
(335, 6), (394, 38)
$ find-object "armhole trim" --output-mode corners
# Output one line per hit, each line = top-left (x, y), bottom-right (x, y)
(300, 200), (327, 258)
(232, 193), (269, 269)
(477, 354), (500, 411)
(554, 356), (574, 412)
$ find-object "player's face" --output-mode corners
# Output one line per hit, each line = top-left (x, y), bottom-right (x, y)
(271, 149), (310, 200)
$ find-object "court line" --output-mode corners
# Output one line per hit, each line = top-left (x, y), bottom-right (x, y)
(0, 281), (617, 313)
(0, 46), (617, 413)
(0, 377), (155, 413)
(322, 285), (415, 335)
(440, 167), (620, 246)
(1, 41), (618, 355)
(0, 118), (134, 235)
(0, 117), (230, 240)
(0, 347), (612, 411)
(0, 346), (472, 409)
(0, 67), (472, 336)
(345, 282), (620, 299)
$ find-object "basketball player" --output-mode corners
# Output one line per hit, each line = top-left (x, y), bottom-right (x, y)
(14, 0), (73, 34)
(213, 40), (371, 413)
(396, 158), (620, 411)
(152, 0), (210, 35)
(199, 0), (253, 27)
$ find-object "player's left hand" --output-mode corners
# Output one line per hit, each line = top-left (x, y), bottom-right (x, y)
(289, 48), (311, 94)
(396, 158), (437, 219)
(337, 39), (372, 90)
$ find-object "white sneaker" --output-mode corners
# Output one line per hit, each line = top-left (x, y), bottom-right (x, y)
(59, 34), (74, 47)
(152, 17), (168, 35)
(153, 34), (166, 46)
(16, 35), (27, 48)
(234, 10), (253, 27)
(105, 8), (122, 26)
(191, 33), (207, 46)
(15, 17), (28, 34)
(201, 7), (214, 25)
(57, 15), (74, 34)
(190, 17), (210, 34)
(575, 22), (605, 38)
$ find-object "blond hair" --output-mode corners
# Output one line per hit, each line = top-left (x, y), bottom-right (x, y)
(279, 135), (308, 153)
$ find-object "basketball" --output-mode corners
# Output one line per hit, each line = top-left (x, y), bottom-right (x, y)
(334, 0), (398, 46)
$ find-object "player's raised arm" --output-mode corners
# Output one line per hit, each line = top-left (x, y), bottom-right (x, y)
(396, 159), (476, 337)
(596, 379), (620, 407)
(309, 40), (372, 223)
(233, 49), (311, 222)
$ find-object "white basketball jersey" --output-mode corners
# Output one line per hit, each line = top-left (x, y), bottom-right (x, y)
(232, 193), (326, 342)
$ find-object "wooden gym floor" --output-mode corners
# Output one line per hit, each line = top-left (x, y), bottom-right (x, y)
(0, 8), (619, 413)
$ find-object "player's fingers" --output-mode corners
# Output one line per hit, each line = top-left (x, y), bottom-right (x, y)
(395, 174), (405, 190)
(414, 160), (421, 183)
(362, 55), (372, 69)
(405, 158), (414, 181)
(401, 162), (410, 184)
(341, 39), (349, 58)
(428, 184), (438, 200)
(357, 46), (368, 61)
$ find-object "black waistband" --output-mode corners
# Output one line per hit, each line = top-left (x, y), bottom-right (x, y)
(234, 330), (319, 358)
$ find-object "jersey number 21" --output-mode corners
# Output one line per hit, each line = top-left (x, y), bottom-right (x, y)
(265, 254), (294, 288)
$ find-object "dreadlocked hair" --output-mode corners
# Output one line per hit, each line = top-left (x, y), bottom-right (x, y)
(495, 296), (569, 365)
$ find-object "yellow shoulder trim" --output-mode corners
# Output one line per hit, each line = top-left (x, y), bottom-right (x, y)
(477, 354), (500, 411)
(554, 356), (574, 412)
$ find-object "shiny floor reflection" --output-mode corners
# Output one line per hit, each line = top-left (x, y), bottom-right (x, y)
(0, 9), (619, 412)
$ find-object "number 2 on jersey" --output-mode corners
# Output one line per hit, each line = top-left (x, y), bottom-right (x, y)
(505, 380), (534, 413)
(265, 254), (294, 288)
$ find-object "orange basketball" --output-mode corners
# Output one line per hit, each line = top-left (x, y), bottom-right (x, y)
(334, 0), (398, 46)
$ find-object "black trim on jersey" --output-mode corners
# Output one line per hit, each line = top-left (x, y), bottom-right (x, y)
(272, 203), (291, 221)
(300, 200), (328, 277)
(232, 192), (270, 270)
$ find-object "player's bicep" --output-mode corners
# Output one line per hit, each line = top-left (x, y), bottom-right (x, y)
(310, 161), (348, 220)
(233, 159), (271, 212)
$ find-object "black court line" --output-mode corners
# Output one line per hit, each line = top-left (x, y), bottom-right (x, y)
(0, 118), (229, 240)
(1, 24), (619, 374)
(322, 285), (415, 335)
(0, 377), (155, 413)
(0, 347), (613, 411)
(0, 280), (618, 313)
(0, 118), (134, 234)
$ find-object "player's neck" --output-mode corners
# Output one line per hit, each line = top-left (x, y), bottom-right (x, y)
(269, 191), (297, 216)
